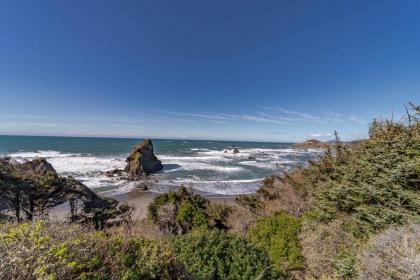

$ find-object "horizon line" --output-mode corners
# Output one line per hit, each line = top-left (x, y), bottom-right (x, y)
(0, 133), (298, 144)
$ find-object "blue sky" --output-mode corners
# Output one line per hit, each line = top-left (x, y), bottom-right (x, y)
(0, 0), (419, 142)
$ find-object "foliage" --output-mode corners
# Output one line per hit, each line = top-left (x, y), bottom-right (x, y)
(291, 107), (420, 278)
(299, 213), (360, 279)
(148, 186), (231, 234)
(0, 221), (105, 280)
(0, 221), (184, 280)
(249, 211), (304, 272)
(293, 117), (420, 235)
(235, 194), (263, 214)
(170, 228), (283, 280)
(109, 238), (183, 280)
(357, 223), (420, 280)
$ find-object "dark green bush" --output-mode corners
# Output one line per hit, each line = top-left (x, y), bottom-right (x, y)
(316, 119), (420, 234)
(148, 186), (230, 234)
(249, 211), (303, 271)
(286, 117), (420, 237)
(235, 194), (263, 214)
(110, 238), (181, 280)
(171, 229), (284, 280)
(294, 109), (420, 278)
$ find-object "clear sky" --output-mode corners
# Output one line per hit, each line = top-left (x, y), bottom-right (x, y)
(0, 0), (419, 142)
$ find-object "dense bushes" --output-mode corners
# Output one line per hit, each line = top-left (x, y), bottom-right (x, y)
(306, 119), (420, 235)
(148, 186), (231, 234)
(234, 107), (419, 279)
(293, 111), (419, 278)
(0, 221), (283, 280)
(0, 221), (104, 279)
(111, 238), (182, 280)
(0, 221), (183, 280)
(170, 229), (283, 280)
(249, 211), (303, 272)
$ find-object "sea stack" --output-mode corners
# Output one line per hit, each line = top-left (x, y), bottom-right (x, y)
(125, 139), (163, 179)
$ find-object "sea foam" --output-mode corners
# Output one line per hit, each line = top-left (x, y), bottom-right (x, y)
(5, 144), (321, 195)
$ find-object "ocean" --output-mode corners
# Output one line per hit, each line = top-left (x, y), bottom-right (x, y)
(0, 135), (322, 196)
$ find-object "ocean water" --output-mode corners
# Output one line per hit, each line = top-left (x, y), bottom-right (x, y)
(0, 135), (322, 196)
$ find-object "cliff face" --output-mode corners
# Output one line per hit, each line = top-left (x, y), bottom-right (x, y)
(125, 139), (163, 179)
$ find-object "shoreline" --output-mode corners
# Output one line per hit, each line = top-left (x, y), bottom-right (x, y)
(114, 189), (237, 219)
(37, 188), (238, 221)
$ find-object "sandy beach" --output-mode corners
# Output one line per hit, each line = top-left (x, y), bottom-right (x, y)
(115, 190), (237, 220)
(48, 189), (237, 221)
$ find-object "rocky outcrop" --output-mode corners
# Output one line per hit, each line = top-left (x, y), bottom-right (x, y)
(0, 157), (130, 227)
(125, 139), (163, 179)
(233, 148), (240, 154)
(293, 139), (330, 149)
(105, 168), (124, 177)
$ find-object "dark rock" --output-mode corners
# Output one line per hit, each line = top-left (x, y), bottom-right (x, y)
(125, 139), (163, 179)
(0, 157), (130, 227)
(17, 157), (58, 181)
(135, 182), (148, 191)
(233, 148), (240, 154)
(105, 168), (123, 177)
(248, 156), (256, 160)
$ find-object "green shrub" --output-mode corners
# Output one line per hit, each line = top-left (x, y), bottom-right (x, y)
(314, 119), (420, 234)
(111, 238), (180, 280)
(249, 211), (303, 272)
(293, 109), (420, 278)
(235, 194), (263, 214)
(148, 186), (230, 234)
(0, 221), (184, 280)
(0, 221), (106, 280)
(171, 229), (283, 280)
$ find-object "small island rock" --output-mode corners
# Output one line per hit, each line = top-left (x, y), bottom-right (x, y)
(125, 139), (163, 179)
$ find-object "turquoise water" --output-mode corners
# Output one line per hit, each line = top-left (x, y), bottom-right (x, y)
(0, 135), (322, 195)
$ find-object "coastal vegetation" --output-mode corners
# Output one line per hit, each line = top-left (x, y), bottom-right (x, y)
(0, 104), (419, 279)
(148, 186), (231, 234)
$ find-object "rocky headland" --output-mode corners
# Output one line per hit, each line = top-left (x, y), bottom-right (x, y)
(293, 138), (331, 149)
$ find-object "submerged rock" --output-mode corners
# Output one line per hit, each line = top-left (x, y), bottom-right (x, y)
(135, 182), (148, 191)
(125, 139), (163, 179)
(105, 168), (123, 177)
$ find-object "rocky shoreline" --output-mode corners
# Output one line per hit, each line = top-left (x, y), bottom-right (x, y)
(1, 138), (324, 223)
